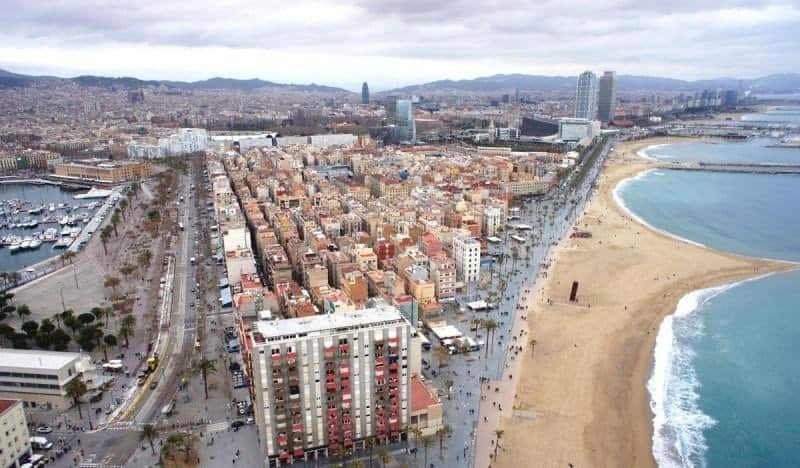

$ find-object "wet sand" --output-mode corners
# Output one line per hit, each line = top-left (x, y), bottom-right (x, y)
(493, 138), (794, 468)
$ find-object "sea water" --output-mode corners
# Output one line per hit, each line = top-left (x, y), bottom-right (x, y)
(617, 139), (800, 467)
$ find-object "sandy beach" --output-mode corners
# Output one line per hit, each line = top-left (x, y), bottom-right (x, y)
(490, 137), (795, 468)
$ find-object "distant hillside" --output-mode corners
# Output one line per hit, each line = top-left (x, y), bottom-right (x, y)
(0, 68), (351, 93)
(383, 73), (800, 94)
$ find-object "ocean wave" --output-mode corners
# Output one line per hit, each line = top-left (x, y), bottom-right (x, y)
(636, 144), (670, 161)
(648, 275), (774, 467)
(612, 174), (707, 249)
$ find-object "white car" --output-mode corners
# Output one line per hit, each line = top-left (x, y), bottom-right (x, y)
(36, 426), (53, 434)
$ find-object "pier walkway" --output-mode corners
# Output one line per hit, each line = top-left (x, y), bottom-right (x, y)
(661, 161), (800, 174)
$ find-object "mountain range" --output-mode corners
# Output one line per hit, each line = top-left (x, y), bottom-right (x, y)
(0, 68), (349, 93)
(2, 67), (800, 94)
(382, 73), (800, 94)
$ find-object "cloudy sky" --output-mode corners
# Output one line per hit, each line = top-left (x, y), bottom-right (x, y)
(1, 0), (798, 91)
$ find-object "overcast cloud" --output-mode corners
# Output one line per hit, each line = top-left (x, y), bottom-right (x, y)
(1, 0), (798, 91)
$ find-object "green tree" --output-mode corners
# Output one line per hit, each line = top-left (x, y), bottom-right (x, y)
(377, 447), (391, 467)
(10, 332), (29, 349)
(0, 323), (14, 338)
(434, 345), (450, 370)
(102, 334), (117, 361)
(436, 424), (452, 457)
(193, 357), (217, 399)
(483, 319), (498, 358)
(21, 320), (39, 338)
(65, 377), (87, 418)
(51, 328), (71, 351)
(99, 228), (111, 255)
(39, 318), (56, 334)
(16, 304), (31, 319)
(77, 313), (96, 325)
(140, 423), (159, 455)
(118, 314), (136, 347)
(422, 435), (433, 467)
(443, 378), (454, 401)
(110, 210), (121, 236)
(364, 436), (375, 468)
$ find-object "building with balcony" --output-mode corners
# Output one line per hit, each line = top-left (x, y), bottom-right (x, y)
(0, 399), (32, 468)
(249, 306), (412, 466)
(452, 235), (480, 283)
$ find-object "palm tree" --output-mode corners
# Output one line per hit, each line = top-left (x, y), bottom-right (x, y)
(16, 304), (31, 319)
(377, 447), (391, 467)
(119, 199), (128, 219)
(364, 436), (375, 468)
(409, 426), (422, 459)
(60, 250), (76, 266)
(421, 435), (433, 467)
(193, 357), (217, 399)
(160, 432), (185, 463)
(118, 314), (136, 347)
(110, 210), (121, 237)
(65, 377), (87, 419)
(102, 334), (117, 361)
(140, 423), (159, 455)
(100, 227), (112, 255)
(483, 319), (498, 358)
(434, 346), (450, 370)
(104, 276), (121, 292)
(443, 379), (454, 400)
(493, 429), (505, 460)
(436, 424), (452, 457)
(529, 339), (537, 357)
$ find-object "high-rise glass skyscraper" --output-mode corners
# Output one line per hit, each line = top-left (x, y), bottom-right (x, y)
(597, 71), (617, 122)
(361, 82), (369, 104)
(574, 71), (598, 120)
(395, 99), (415, 143)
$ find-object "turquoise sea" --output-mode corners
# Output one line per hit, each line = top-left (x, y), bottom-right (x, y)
(616, 138), (800, 467)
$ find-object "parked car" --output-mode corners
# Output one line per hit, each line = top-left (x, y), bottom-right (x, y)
(35, 426), (52, 434)
(231, 420), (245, 428)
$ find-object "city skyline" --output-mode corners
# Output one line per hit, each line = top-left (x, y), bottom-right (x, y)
(2, 0), (799, 91)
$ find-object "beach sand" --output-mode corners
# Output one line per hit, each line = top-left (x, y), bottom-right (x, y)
(491, 138), (795, 468)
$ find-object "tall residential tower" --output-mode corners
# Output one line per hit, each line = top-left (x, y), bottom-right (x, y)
(574, 71), (598, 120)
(597, 71), (617, 122)
(395, 99), (416, 143)
(249, 306), (412, 466)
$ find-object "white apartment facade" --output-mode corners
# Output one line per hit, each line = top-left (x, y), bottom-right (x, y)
(483, 205), (504, 237)
(249, 306), (412, 466)
(452, 235), (481, 283)
(0, 399), (32, 468)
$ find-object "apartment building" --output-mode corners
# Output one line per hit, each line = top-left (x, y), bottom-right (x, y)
(452, 235), (481, 283)
(0, 400), (32, 468)
(428, 254), (456, 301)
(53, 159), (152, 183)
(249, 306), (412, 466)
(483, 206), (504, 237)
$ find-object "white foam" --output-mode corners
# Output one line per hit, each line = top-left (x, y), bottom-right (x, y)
(637, 143), (670, 161)
(648, 274), (773, 467)
(613, 173), (707, 249)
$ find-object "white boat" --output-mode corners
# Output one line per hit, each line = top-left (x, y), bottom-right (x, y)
(29, 239), (42, 249)
(20, 237), (32, 249)
(60, 227), (72, 237)
(58, 216), (70, 225)
(8, 242), (21, 252)
(53, 238), (71, 249)
(74, 187), (113, 199)
(27, 205), (44, 215)
(70, 227), (81, 237)
(43, 228), (58, 242)
(48, 203), (55, 212)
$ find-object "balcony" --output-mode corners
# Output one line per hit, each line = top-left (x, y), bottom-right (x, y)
(326, 381), (337, 391)
(292, 423), (303, 432)
(293, 448), (305, 458)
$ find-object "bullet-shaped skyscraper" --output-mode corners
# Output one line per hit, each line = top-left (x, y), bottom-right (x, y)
(361, 82), (369, 105)
(597, 71), (617, 122)
(574, 71), (598, 120)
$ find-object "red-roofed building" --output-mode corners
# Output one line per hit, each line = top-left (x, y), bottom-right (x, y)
(409, 376), (443, 436)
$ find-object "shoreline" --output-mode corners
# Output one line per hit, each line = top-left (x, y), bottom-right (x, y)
(495, 137), (795, 468)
